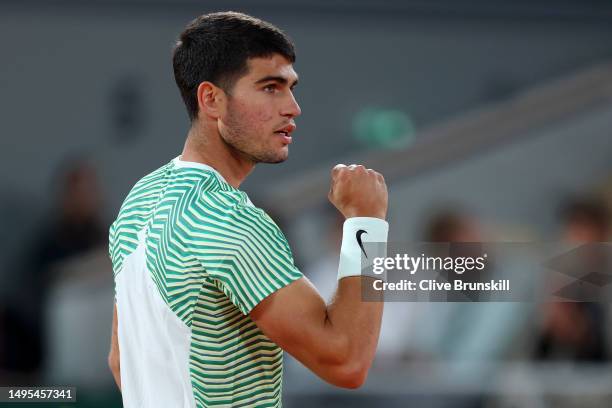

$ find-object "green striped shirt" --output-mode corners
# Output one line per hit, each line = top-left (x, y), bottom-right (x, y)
(109, 156), (303, 407)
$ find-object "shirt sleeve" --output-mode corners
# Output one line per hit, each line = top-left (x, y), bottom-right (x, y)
(190, 192), (303, 315)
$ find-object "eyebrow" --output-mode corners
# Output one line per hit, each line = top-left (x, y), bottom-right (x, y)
(254, 75), (299, 87)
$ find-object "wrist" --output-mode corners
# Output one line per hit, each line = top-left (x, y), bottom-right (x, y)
(345, 213), (386, 221)
(337, 217), (389, 280)
(343, 210), (387, 220)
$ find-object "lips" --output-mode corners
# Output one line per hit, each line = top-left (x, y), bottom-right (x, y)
(274, 123), (296, 137)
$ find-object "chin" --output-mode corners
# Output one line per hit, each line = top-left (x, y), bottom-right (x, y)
(265, 155), (288, 164)
(257, 148), (289, 164)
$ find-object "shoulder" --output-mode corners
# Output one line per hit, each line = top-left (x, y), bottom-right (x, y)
(193, 189), (280, 231)
(183, 188), (290, 249)
(108, 162), (173, 248)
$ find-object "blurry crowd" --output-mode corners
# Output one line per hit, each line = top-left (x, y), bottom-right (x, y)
(0, 158), (111, 385)
(298, 194), (612, 408)
(0, 156), (611, 407)
(304, 197), (612, 366)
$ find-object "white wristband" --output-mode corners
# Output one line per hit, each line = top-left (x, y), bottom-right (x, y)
(337, 217), (389, 280)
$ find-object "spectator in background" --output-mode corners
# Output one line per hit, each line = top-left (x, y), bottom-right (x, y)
(2, 158), (107, 377)
(416, 210), (527, 362)
(425, 211), (482, 243)
(411, 209), (532, 388)
(535, 198), (610, 362)
(32, 159), (106, 267)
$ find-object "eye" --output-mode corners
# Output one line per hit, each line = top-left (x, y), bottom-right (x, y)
(263, 84), (277, 93)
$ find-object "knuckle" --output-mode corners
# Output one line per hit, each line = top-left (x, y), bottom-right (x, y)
(332, 164), (346, 175)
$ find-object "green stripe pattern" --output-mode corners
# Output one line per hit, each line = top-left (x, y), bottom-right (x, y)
(109, 159), (303, 407)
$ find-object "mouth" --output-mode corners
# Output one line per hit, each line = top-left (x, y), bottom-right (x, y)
(274, 123), (296, 144)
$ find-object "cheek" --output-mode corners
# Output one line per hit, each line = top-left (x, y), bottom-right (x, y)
(253, 106), (274, 123)
(227, 98), (275, 130)
(239, 98), (274, 122)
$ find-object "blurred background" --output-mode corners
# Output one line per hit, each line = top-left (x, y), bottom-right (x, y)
(2, 0), (612, 407)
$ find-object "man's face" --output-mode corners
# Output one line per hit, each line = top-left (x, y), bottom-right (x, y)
(564, 220), (605, 243)
(218, 54), (301, 164)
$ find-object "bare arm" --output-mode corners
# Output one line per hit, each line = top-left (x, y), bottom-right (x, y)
(108, 303), (121, 391)
(251, 164), (388, 389)
(251, 275), (382, 388)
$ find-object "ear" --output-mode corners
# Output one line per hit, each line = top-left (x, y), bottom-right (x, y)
(196, 81), (224, 119)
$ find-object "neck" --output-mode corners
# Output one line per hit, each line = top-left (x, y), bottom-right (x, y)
(180, 122), (255, 188)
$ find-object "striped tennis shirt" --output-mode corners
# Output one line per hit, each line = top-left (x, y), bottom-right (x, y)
(109, 156), (303, 407)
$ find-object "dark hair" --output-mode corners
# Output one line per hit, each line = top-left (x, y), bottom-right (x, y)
(424, 211), (470, 242)
(560, 197), (610, 233)
(172, 11), (296, 121)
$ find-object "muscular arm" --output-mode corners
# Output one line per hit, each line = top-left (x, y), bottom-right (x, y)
(251, 275), (382, 388)
(108, 303), (121, 391)
(251, 164), (388, 389)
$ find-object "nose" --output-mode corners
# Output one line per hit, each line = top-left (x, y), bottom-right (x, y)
(281, 92), (301, 118)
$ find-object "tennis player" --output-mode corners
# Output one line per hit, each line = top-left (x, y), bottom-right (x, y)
(108, 11), (389, 407)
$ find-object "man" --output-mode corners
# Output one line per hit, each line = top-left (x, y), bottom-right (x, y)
(535, 198), (610, 361)
(108, 11), (388, 407)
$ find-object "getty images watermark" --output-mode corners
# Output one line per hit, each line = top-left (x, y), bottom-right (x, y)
(370, 252), (510, 292)
(360, 242), (612, 302)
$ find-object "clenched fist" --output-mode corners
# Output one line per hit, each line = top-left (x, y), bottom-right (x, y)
(328, 164), (388, 220)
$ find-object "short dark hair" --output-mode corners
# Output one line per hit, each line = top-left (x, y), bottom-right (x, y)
(423, 211), (470, 242)
(172, 11), (296, 121)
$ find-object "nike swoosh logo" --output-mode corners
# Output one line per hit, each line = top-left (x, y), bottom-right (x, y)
(356, 229), (368, 258)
